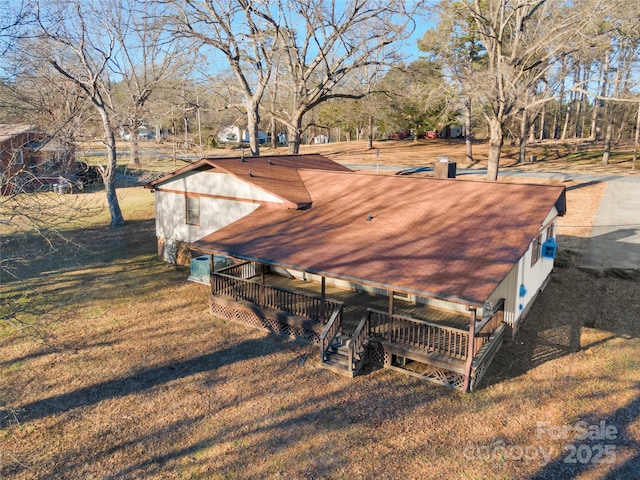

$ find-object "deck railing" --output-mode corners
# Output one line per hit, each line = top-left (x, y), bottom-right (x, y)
(217, 261), (260, 279)
(320, 306), (343, 361)
(348, 312), (372, 370)
(211, 271), (342, 324)
(473, 299), (505, 356)
(368, 308), (470, 360)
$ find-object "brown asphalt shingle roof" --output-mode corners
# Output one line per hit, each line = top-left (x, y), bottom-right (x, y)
(193, 170), (566, 306)
(147, 154), (351, 208)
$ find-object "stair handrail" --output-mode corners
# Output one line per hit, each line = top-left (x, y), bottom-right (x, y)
(474, 298), (506, 335)
(347, 309), (372, 370)
(319, 304), (343, 361)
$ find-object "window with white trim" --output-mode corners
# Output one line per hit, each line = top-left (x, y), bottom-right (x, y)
(531, 233), (542, 267)
(186, 195), (200, 225)
(546, 222), (555, 241)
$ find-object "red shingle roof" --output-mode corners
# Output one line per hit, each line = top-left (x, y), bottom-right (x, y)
(147, 154), (351, 208)
(193, 171), (566, 306)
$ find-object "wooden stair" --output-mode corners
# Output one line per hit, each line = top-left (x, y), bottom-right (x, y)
(320, 334), (357, 377)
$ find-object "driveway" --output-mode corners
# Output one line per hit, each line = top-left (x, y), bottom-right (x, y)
(579, 176), (640, 278)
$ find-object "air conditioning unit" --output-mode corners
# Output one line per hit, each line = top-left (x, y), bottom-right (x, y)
(188, 255), (210, 284)
(188, 255), (233, 284)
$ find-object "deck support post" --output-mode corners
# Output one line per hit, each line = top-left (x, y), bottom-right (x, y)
(260, 264), (266, 307)
(209, 254), (214, 292)
(388, 290), (394, 341)
(320, 276), (326, 322)
(463, 306), (477, 392)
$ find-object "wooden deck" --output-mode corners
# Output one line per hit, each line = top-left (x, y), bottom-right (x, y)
(263, 273), (470, 333)
(208, 265), (505, 391)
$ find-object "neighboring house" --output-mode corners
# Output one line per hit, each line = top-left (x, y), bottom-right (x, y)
(1, 124), (40, 178)
(0, 124), (76, 194)
(440, 124), (463, 138)
(119, 125), (154, 141)
(218, 125), (267, 144)
(146, 154), (566, 391)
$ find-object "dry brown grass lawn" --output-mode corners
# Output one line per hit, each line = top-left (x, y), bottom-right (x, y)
(119, 136), (640, 177)
(1, 144), (639, 479)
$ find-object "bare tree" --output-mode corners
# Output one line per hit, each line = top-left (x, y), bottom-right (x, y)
(31, 0), (124, 226)
(2, 50), (92, 169)
(463, 0), (606, 181)
(419, 0), (487, 163)
(108, 2), (187, 165)
(599, 6), (640, 165)
(169, 0), (278, 156)
(0, 0), (30, 57)
(270, 0), (424, 154)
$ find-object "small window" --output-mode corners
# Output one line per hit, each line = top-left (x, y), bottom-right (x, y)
(186, 196), (200, 225)
(531, 233), (542, 267)
(546, 222), (555, 241)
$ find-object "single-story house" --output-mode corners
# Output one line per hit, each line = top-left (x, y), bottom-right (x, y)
(119, 124), (155, 141)
(218, 125), (268, 144)
(1, 124), (40, 177)
(1, 124), (76, 194)
(146, 154), (566, 391)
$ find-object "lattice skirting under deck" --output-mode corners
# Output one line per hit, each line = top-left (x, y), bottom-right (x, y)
(366, 342), (467, 391)
(210, 298), (320, 343)
(365, 342), (388, 368)
(412, 363), (466, 390)
(469, 330), (504, 391)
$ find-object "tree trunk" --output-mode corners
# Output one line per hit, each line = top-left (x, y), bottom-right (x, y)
(538, 105), (546, 141)
(367, 115), (374, 150)
(518, 110), (528, 164)
(129, 127), (140, 165)
(561, 103), (571, 141)
(633, 101), (640, 170)
(528, 114), (536, 143)
(554, 56), (567, 140)
(287, 115), (304, 154)
(464, 98), (473, 163)
(573, 67), (586, 138)
(590, 54), (610, 141)
(487, 117), (503, 181)
(602, 62), (623, 165)
(602, 118), (614, 165)
(99, 109), (125, 227)
(246, 103), (260, 156)
(270, 116), (277, 149)
(574, 94), (583, 138)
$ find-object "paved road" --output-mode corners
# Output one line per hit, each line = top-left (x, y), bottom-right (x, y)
(580, 177), (640, 277)
(343, 162), (640, 277)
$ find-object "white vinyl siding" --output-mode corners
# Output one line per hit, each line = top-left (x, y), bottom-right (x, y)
(155, 192), (260, 244)
(159, 170), (284, 204)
